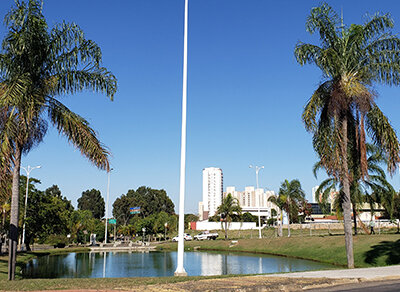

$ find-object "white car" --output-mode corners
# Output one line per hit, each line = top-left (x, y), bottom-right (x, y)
(172, 233), (192, 241)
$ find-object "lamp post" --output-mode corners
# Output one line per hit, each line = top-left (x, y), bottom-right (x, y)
(164, 222), (168, 241)
(175, 0), (189, 277)
(104, 168), (113, 244)
(249, 165), (264, 239)
(21, 165), (41, 251)
(142, 228), (146, 246)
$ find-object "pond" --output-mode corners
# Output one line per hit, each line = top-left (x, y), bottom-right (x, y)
(22, 251), (334, 278)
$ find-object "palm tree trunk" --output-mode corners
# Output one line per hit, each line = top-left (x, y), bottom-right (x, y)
(353, 206), (357, 235)
(287, 210), (291, 237)
(341, 116), (355, 268)
(224, 220), (228, 240)
(8, 145), (22, 280)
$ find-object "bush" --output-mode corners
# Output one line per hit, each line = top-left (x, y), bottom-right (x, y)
(46, 234), (68, 248)
(266, 218), (277, 226)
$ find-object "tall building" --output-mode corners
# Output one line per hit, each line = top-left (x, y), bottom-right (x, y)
(201, 167), (223, 220)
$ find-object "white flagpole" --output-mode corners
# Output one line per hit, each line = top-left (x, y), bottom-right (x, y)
(174, 0), (189, 277)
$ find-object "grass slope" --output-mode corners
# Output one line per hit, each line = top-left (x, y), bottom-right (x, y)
(158, 233), (400, 268)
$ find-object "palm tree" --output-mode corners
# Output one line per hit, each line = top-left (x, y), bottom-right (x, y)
(217, 193), (242, 240)
(270, 179), (305, 237)
(315, 144), (395, 234)
(295, 3), (400, 268)
(268, 196), (284, 237)
(0, 1), (117, 280)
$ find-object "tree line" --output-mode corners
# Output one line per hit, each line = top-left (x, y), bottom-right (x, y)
(0, 179), (184, 253)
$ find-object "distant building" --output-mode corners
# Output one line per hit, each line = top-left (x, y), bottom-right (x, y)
(198, 201), (204, 221)
(225, 186), (276, 219)
(312, 186), (319, 203)
(200, 167), (223, 220)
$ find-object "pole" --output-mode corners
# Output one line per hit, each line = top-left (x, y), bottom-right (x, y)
(105, 168), (113, 244)
(250, 165), (264, 238)
(21, 170), (29, 251)
(21, 165), (41, 251)
(175, 0), (189, 277)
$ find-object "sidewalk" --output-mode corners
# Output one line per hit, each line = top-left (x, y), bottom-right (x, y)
(266, 265), (400, 280)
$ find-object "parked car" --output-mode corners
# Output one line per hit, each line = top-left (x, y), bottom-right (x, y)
(194, 231), (218, 240)
(172, 233), (193, 241)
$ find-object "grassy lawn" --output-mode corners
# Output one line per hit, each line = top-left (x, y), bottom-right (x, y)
(0, 234), (399, 290)
(158, 233), (400, 268)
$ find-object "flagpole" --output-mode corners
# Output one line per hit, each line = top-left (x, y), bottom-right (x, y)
(174, 0), (189, 277)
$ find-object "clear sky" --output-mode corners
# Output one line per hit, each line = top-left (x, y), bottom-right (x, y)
(1, 0), (400, 215)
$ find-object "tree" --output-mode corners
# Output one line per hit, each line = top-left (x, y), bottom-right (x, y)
(184, 213), (199, 227)
(276, 179), (305, 237)
(242, 212), (258, 223)
(112, 193), (134, 226)
(69, 210), (96, 244)
(129, 186), (175, 217)
(295, 3), (400, 268)
(315, 144), (395, 234)
(392, 193), (400, 233)
(112, 186), (175, 226)
(0, 0), (117, 279)
(77, 189), (105, 219)
(268, 196), (285, 237)
(25, 185), (74, 250)
(217, 193), (242, 240)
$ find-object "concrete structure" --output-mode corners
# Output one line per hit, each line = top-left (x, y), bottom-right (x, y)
(225, 186), (276, 219)
(200, 167), (223, 220)
(193, 221), (257, 230)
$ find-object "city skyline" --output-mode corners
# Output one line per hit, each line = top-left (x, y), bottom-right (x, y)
(1, 0), (400, 215)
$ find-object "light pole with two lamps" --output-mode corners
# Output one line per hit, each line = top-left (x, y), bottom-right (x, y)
(21, 165), (41, 251)
(249, 165), (264, 239)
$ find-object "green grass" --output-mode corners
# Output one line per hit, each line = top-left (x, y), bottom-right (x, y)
(0, 275), (242, 291)
(0, 234), (399, 290)
(158, 233), (400, 268)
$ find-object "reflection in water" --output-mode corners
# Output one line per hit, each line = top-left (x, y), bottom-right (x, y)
(22, 251), (333, 278)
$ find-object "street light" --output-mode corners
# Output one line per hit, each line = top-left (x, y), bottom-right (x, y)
(142, 227), (146, 245)
(21, 165), (41, 251)
(249, 165), (264, 239)
(175, 0), (189, 277)
(104, 168), (113, 244)
(164, 222), (168, 241)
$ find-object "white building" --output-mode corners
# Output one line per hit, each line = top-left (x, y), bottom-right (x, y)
(200, 167), (223, 220)
(225, 186), (276, 219)
(312, 186), (319, 203)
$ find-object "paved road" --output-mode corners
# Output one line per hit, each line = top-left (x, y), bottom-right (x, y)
(263, 265), (400, 291)
(267, 265), (400, 279)
(310, 279), (400, 292)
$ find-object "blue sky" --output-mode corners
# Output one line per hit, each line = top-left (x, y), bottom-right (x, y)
(1, 0), (400, 215)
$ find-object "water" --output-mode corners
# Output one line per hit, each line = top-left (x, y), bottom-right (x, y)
(22, 251), (334, 278)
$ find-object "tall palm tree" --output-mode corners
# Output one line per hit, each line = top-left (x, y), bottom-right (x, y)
(271, 179), (305, 237)
(217, 193), (242, 240)
(0, 1), (117, 280)
(295, 3), (400, 268)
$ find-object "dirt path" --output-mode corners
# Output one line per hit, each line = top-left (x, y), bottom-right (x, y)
(24, 277), (359, 292)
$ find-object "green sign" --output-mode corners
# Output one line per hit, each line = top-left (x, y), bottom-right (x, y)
(108, 219), (117, 224)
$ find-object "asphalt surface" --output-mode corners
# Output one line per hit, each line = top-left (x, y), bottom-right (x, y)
(264, 265), (400, 291)
(268, 265), (400, 279)
(310, 279), (400, 292)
